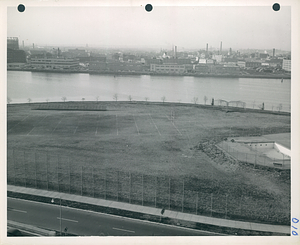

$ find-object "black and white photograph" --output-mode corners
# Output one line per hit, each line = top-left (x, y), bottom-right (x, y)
(1, 0), (300, 244)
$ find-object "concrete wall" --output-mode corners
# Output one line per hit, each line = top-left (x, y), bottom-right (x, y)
(274, 143), (291, 157)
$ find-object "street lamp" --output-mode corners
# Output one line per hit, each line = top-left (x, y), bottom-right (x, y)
(51, 197), (62, 236)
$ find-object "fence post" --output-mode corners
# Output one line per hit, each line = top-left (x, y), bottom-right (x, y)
(24, 151), (26, 187)
(102, 168), (105, 199)
(35, 152), (37, 188)
(239, 195), (242, 215)
(57, 155), (59, 192)
(142, 174), (144, 206)
(129, 172), (131, 204)
(210, 193), (213, 217)
(81, 166), (83, 196)
(13, 149), (16, 185)
(117, 171), (119, 202)
(46, 152), (49, 191)
(93, 167), (95, 198)
(182, 180), (184, 212)
(196, 192), (198, 215)
(169, 178), (171, 210)
(155, 176), (157, 208)
(69, 158), (71, 194)
(225, 194), (228, 219)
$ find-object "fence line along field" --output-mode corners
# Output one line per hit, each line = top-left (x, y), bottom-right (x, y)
(7, 101), (291, 225)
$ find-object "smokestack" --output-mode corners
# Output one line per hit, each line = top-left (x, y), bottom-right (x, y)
(220, 41), (222, 53)
(206, 43), (208, 53)
(22, 40), (24, 49)
(273, 48), (275, 57)
(33, 43), (34, 49)
(174, 45), (177, 59)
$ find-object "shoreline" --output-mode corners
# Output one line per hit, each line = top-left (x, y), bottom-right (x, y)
(7, 68), (291, 79)
(8, 101), (291, 116)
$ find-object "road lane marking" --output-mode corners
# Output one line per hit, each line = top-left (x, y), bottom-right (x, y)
(112, 227), (135, 233)
(7, 197), (225, 235)
(57, 217), (78, 223)
(9, 208), (27, 213)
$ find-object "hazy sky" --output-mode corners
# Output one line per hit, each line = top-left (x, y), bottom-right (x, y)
(7, 6), (291, 51)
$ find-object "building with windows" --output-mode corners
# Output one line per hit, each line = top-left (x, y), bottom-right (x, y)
(150, 64), (186, 74)
(282, 59), (291, 71)
(29, 58), (79, 70)
(7, 37), (19, 50)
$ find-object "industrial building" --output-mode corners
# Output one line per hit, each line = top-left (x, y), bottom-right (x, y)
(29, 58), (80, 70)
(150, 64), (186, 74)
(282, 59), (291, 71)
(7, 37), (19, 50)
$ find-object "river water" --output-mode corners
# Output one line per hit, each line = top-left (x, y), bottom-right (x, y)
(7, 71), (291, 112)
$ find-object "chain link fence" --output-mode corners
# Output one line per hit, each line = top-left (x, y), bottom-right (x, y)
(7, 149), (290, 225)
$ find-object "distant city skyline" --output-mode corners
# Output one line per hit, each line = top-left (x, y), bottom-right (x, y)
(7, 6), (291, 51)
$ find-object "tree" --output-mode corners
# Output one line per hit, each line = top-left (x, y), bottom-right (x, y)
(61, 97), (67, 102)
(128, 95), (132, 102)
(27, 98), (32, 104)
(82, 98), (85, 102)
(161, 96), (166, 103)
(203, 96), (208, 105)
(7, 97), (12, 104)
(192, 97), (198, 104)
(252, 101), (256, 109)
(145, 97), (149, 102)
(113, 93), (118, 102)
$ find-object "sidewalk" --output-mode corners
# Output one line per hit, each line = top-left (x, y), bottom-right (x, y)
(7, 185), (290, 235)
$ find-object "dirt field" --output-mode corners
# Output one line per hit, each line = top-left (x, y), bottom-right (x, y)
(7, 101), (291, 224)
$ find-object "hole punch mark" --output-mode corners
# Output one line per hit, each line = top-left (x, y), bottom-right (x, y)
(272, 3), (280, 11)
(145, 4), (153, 12)
(18, 4), (25, 12)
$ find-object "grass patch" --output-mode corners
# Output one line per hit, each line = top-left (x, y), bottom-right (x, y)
(7, 101), (291, 225)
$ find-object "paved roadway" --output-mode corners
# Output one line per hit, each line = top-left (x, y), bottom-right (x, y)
(7, 197), (221, 236)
